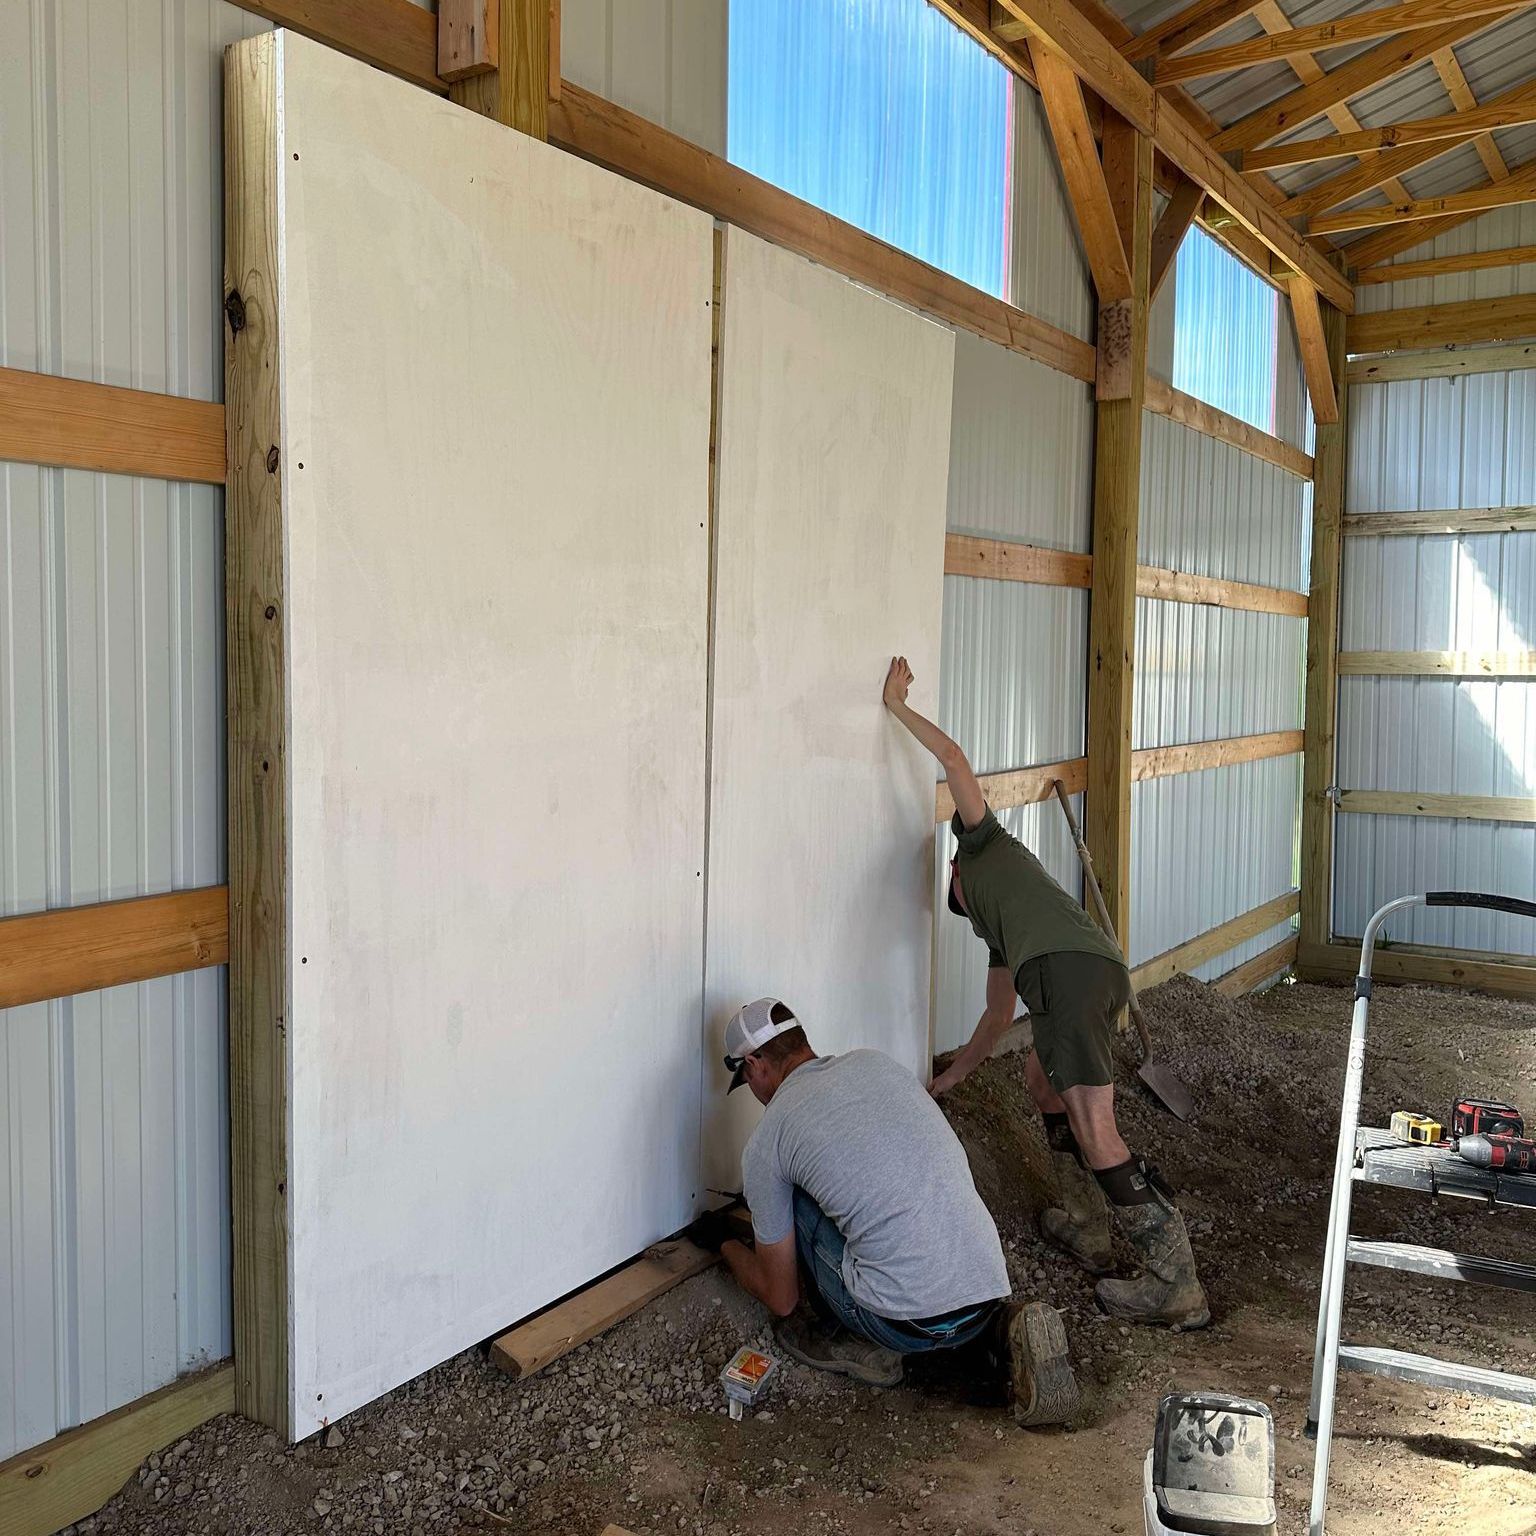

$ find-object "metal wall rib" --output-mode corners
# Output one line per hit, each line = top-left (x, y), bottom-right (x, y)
(1338, 357), (1536, 955)
(562, 0), (728, 154)
(1130, 402), (1308, 974)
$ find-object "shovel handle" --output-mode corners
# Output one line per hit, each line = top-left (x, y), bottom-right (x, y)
(1051, 781), (1154, 1060)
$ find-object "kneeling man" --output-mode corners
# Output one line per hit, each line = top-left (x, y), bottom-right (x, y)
(713, 997), (1076, 1426)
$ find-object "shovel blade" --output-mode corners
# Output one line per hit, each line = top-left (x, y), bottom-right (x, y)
(1138, 1059), (1194, 1122)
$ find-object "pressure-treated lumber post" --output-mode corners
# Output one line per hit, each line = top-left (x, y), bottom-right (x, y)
(224, 32), (291, 1434)
(448, 0), (551, 137)
(1300, 299), (1349, 955)
(1085, 115), (1153, 951)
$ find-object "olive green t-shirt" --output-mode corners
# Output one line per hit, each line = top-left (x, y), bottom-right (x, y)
(950, 808), (1124, 974)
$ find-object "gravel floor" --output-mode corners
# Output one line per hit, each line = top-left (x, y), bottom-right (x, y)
(76, 974), (1536, 1536)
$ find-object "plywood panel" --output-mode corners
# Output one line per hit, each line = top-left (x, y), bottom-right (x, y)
(703, 229), (953, 1187)
(264, 33), (713, 1436)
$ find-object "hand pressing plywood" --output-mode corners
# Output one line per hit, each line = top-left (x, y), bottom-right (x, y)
(703, 229), (954, 1190)
(226, 31), (713, 1437)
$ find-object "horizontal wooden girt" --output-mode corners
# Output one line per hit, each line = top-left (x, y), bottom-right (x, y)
(1347, 291), (1536, 353)
(1354, 243), (1536, 284)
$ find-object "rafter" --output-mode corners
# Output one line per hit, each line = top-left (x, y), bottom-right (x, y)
(1312, 164), (1536, 235)
(1249, 0), (1414, 208)
(1243, 94), (1536, 171)
(1275, 75), (1536, 220)
(1342, 207), (1487, 270)
(1211, 15), (1508, 154)
(1281, 138), (1463, 221)
(1121, 0), (1265, 64)
(1156, 1), (1520, 86)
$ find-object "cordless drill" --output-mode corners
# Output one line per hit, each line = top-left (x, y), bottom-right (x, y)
(1457, 1132), (1536, 1175)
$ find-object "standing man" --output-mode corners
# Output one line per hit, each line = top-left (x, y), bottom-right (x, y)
(881, 656), (1208, 1330)
(708, 997), (1078, 1426)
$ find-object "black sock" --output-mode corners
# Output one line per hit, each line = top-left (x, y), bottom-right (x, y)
(1042, 1112), (1083, 1165)
(1094, 1157), (1172, 1207)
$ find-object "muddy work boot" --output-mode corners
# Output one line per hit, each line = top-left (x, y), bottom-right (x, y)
(1004, 1301), (1079, 1428)
(1095, 1169), (1210, 1331)
(773, 1312), (903, 1388)
(1040, 1150), (1114, 1276)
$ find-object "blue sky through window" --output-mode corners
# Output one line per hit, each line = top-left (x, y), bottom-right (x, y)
(728, 0), (1011, 298)
(1172, 229), (1279, 433)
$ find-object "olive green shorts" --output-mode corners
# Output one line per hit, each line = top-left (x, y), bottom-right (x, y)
(1014, 951), (1132, 1092)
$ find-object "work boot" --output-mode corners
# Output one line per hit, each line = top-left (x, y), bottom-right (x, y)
(1039, 1151), (1114, 1275)
(1095, 1184), (1210, 1330)
(773, 1312), (903, 1388)
(1004, 1301), (1079, 1428)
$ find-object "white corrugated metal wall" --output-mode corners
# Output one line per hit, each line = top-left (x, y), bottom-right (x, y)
(1338, 208), (1536, 955)
(562, 0), (728, 154)
(1128, 245), (1311, 980)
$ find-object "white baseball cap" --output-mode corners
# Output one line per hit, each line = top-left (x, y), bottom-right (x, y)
(723, 997), (801, 1093)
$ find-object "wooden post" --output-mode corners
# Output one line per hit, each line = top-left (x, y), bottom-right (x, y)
(224, 32), (292, 1435)
(448, 0), (551, 138)
(1085, 115), (1153, 952)
(1300, 297), (1348, 956)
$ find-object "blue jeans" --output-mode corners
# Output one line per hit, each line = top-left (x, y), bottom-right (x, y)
(791, 1189), (998, 1356)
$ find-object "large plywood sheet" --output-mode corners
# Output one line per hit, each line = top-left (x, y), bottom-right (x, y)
(269, 33), (713, 1435)
(704, 229), (955, 1187)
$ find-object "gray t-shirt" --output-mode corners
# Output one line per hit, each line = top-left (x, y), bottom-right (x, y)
(741, 1050), (1009, 1321)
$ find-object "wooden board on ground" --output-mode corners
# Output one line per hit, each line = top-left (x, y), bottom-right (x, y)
(491, 1241), (716, 1380)
(1298, 940), (1536, 1000)
(0, 1365), (233, 1536)
(227, 31), (713, 1439)
(703, 227), (953, 1190)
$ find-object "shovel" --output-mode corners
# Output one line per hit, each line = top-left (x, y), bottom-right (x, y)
(1051, 780), (1194, 1122)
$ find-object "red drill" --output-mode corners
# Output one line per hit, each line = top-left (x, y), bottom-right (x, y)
(1458, 1133), (1536, 1175)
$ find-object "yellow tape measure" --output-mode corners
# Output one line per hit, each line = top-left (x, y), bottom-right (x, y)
(1390, 1110), (1442, 1145)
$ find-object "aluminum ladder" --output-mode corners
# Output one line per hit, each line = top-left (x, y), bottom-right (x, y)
(1307, 890), (1536, 1536)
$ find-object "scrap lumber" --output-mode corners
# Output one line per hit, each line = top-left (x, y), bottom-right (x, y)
(490, 1240), (717, 1380)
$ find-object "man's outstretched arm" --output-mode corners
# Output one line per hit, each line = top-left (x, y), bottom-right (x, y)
(931, 962), (1017, 1097)
(882, 656), (986, 829)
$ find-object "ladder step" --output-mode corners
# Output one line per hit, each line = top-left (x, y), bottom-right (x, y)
(1338, 1345), (1536, 1406)
(1346, 1238), (1536, 1292)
